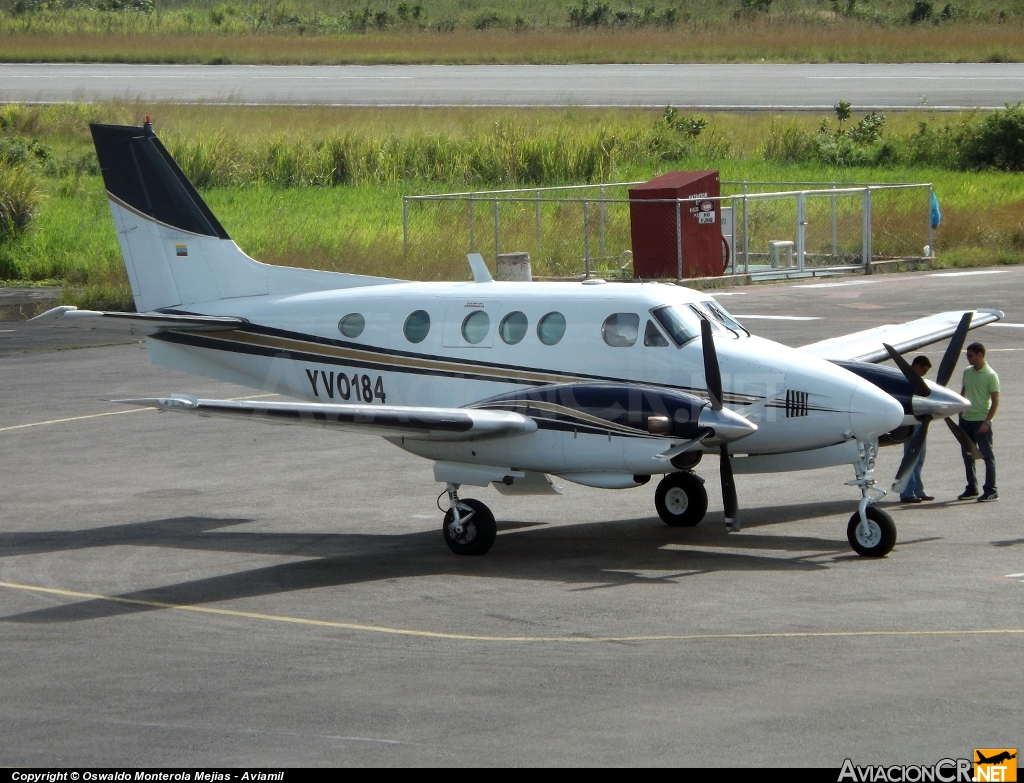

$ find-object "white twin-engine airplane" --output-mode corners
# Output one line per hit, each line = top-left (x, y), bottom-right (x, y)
(31, 121), (1003, 558)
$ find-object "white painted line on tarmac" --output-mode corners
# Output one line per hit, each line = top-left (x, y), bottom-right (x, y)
(733, 315), (822, 320)
(989, 323), (1024, 328)
(929, 270), (1008, 277)
(796, 279), (883, 289)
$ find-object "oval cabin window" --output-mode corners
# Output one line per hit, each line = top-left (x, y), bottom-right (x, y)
(499, 311), (528, 345)
(601, 313), (640, 347)
(461, 310), (490, 344)
(537, 312), (566, 346)
(403, 310), (431, 344)
(338, 313), (365, 339)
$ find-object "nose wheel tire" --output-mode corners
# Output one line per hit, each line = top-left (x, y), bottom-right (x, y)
(655, 472), (709, 527)
(443, 498), (497, 555)
(846, 507), (897, 557)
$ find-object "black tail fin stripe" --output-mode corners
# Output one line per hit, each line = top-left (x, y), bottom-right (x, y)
(90, 123), (230, 240)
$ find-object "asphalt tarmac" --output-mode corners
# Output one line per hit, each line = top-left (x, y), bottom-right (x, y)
(2, 63), (1023, 109)
(1, 266), (1022, 766)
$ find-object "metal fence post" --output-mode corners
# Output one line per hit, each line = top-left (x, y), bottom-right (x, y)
(402, 197), (409, 255)
(599, 185), (606, 256)
(831, 184), (838, 260)
(730, 196), (737, 275)
(741, 183), (749, 274)
(675, 199), (683, 280)
(796, 191), (806, 273)
(494, 198), (500, 258)
(862, 187), (872, 272)
(536, 189), (542, 259)
(469, 194), (475, 251)
(583, 199), (591, 278)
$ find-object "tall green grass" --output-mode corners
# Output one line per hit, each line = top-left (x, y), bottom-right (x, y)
(1, 102), (1022, 311)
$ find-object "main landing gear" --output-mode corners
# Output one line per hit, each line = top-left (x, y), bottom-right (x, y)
(654, 472), (709, 527)
(845, 439), (897, 557)
(441, 483), (497, 556)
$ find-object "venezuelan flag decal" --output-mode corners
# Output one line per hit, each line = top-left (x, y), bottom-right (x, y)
(175, 244), (188, 257)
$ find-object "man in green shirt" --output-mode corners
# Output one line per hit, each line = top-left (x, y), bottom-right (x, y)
(958, 341), (1000, 502)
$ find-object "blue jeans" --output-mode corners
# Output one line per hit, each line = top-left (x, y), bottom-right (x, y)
(960, 417), (996, 494)
(902, 430), (926, 499)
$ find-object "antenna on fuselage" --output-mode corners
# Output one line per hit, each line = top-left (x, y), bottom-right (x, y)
(467, 253), (494, 283)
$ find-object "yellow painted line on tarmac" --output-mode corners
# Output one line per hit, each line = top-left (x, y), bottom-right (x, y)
(2, 580), (1023, 644)
(0, 394), (278, 433)
(0, 408), (145, 432)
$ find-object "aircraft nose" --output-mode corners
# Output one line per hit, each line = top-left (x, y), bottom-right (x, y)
(848, 382), (905, 440)
(911, 384), (970, 420)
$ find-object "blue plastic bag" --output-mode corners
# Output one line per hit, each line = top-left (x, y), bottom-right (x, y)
(930, 191), (942, 229)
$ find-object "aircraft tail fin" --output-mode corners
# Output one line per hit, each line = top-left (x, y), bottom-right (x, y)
(90, 120), (397, 313)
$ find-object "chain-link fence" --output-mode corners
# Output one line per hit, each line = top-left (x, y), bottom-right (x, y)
(403, 181), (935, 280)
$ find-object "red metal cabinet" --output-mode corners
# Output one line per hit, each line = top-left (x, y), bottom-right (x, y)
(628, 170), (723, 279)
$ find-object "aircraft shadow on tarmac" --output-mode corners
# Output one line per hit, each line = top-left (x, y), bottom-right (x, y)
(1, 500), (936, 625)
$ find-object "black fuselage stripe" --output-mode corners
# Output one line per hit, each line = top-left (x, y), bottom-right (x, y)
(153, 327), (838, 413)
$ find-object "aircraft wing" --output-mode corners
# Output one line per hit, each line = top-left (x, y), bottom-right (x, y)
(27, 306), (246, 334)
(116, 395), (537, 441)
(800, 309), (1004, 363)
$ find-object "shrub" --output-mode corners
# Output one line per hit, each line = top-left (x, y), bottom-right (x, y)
(568, 0), (611, 27)
(908, 0), (933, 22)
(0, 163), (42, 242)
(961, 103), (1024, 171)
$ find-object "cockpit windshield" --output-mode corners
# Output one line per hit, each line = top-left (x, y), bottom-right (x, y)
(702, 300), (749, 337)
(652, 300), (749, 347)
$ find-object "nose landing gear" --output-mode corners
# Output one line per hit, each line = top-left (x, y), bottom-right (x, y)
(846, 440), (897, 557)
(441, 483), (497, 556)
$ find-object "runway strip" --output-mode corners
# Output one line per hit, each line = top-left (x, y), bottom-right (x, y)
(3, 580), (1022, 644)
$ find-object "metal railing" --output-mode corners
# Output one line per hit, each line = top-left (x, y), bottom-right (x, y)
(402, 180), (935, 280)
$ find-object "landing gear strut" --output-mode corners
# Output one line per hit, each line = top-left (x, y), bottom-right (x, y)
(441, 483), (497, 556)
(845, 440), (897, 557)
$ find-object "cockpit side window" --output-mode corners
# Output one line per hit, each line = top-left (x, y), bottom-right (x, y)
(651, 305), (700, 347)
(644, 320), (669, 347)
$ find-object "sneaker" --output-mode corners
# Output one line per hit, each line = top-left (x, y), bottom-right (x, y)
(958, 489), (980, 500)
(900, 496), (923, 503)
(978, 492), (999, 502)
(917, 494), (935, 502)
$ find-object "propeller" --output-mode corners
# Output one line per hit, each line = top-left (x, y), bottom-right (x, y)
(890, 312), (980, 492)
(701, 319), (740, 531)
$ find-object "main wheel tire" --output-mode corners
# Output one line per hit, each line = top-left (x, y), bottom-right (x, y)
(655, 472), (709, 527)
(846, 507), (897, 557)
(443, 498), (497, 555)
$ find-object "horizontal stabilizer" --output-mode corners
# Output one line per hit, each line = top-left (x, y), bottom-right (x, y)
(801, 309), (1004, 363)
(115, 395), (538, 441)
(28, 306), (246, 334)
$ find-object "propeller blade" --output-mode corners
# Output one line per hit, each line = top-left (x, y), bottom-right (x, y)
(884, 342), (931, 397)
(945, 416), (982, 460)
(720, 445), (739, 531)
(935, 312), (973, 388)
(892, 420), (931, 491)
(701, 319), (724, 411)
(653, 434), (707, 462)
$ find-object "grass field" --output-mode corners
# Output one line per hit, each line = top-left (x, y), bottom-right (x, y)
(1, 0), (1022, 64)
(1, 103), (1022, 310)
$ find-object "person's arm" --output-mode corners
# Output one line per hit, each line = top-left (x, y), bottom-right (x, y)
(979, 391), (999, 433)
